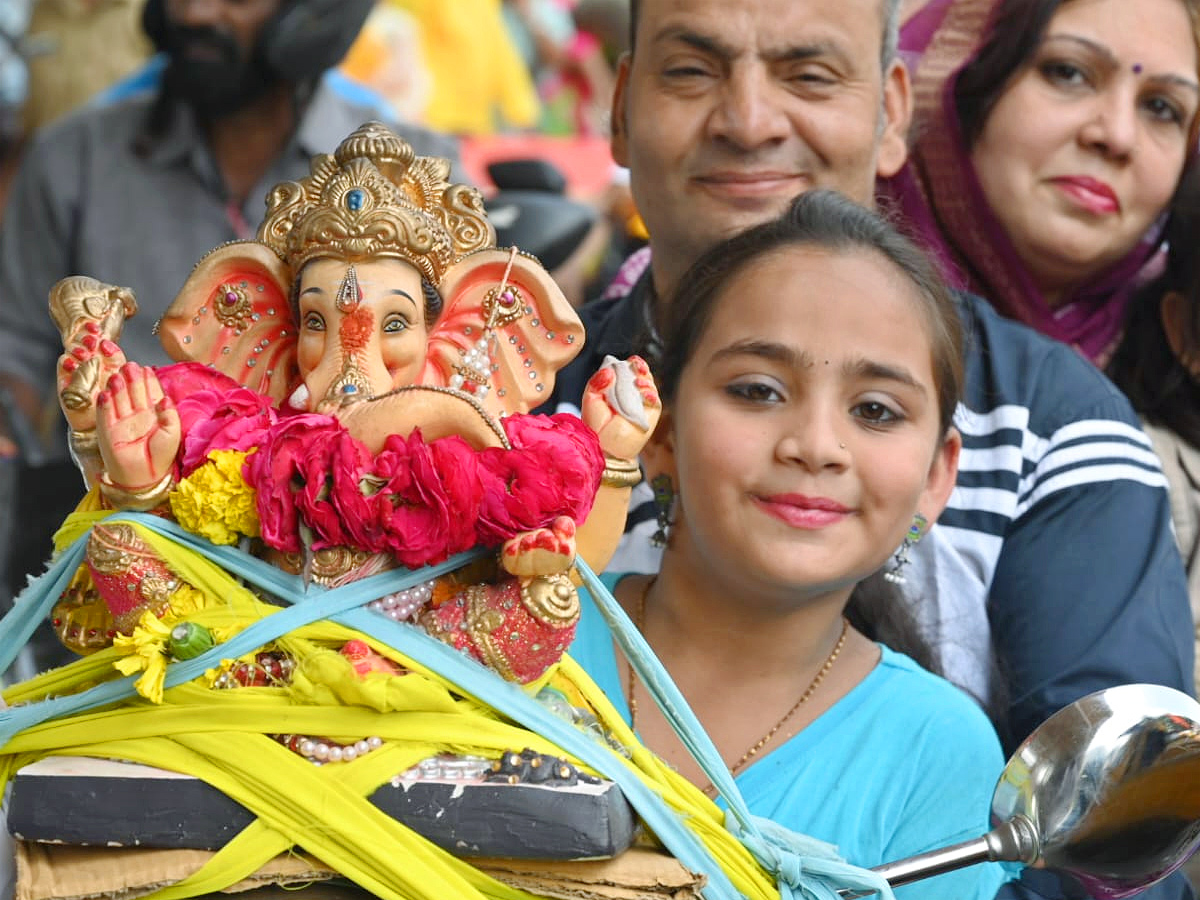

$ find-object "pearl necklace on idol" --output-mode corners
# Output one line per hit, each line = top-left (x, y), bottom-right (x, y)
(626, 577), (849, 798)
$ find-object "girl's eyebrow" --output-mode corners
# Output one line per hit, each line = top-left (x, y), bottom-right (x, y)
(844, 358), (925, 394)
(711, 340), (926, 393)
(711, 339), (806, 368)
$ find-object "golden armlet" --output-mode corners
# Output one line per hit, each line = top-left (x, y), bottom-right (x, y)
(600, 456), (643, 489)
(98, 470), (175, 511)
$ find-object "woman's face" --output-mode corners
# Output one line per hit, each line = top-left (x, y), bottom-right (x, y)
(970, 0), (1199, 303)
(656, 246), (959, 608)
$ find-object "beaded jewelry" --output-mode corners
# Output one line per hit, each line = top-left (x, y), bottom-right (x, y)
(884, 512), (929, 584)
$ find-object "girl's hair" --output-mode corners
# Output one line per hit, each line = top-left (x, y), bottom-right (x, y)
(656, 190), (966, 683)
(955, 0), (1200, 149)
(1109, 166), (1200, 447)
(658, 189), (965, 438)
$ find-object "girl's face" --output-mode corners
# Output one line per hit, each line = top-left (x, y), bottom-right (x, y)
(970, 0), (1199, 303)
(652, 246), (959, 607)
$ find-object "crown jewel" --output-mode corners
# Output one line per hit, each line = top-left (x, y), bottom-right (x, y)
(256, 122), (495, 284)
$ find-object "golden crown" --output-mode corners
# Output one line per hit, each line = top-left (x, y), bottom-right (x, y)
(256, 121), (495, 284)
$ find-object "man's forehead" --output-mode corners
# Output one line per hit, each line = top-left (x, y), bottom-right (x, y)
(635, 0), (887, 51)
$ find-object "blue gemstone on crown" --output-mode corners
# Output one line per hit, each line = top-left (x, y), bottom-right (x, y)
(342, 384), (359, 394)
(346, 189), (365, 211)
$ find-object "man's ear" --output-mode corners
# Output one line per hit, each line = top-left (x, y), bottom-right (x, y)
(610, 52), (633, 168)
(639, 407), (676, 483)
(917, 426), (961, 525)
(876, 58), (913, 179)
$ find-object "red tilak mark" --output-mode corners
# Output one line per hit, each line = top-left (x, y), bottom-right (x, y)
(339, 305), (373, 355)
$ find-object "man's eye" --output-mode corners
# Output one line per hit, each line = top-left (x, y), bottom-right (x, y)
(664, 65), (714, 79)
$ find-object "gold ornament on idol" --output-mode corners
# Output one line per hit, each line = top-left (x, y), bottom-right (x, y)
(255, 121), (495, 282)
(627, 577), (849, 797)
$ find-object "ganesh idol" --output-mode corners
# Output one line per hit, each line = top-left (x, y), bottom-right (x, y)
(47, 121), (658, 687)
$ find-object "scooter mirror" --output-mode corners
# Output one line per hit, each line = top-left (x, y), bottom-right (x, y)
(846, 684), (1200, 898)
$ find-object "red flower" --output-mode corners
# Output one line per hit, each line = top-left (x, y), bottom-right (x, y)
(294, 429), (372, 550)
(476, 414), (603, 543)
(368, 430), (477, 567)
(245, 413), (342, 552)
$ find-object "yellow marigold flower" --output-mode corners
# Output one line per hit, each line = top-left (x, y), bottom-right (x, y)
(170, 450), (261, 545)
(113, 609), (173, 704)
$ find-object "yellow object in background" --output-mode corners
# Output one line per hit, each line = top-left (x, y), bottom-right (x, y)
(342, 0), (542, 135)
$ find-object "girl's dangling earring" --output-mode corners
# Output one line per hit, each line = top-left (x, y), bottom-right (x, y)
(884, 513), (928, 584)
(650, 474), (675, 548)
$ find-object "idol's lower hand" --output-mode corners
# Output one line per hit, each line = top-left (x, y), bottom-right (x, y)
(501, 516), (577, 579)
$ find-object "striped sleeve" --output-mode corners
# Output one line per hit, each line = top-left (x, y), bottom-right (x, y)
(950, 294), (1193, 753)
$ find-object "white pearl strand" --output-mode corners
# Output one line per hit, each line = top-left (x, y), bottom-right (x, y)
(368, 578), (435, 622)
(294, 735), (385, 765)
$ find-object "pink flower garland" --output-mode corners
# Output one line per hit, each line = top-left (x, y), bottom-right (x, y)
(245, 413), (604, 568)
(157, 363), (605, 567)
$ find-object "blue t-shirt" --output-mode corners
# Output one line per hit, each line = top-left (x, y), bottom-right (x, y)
(572, 572), (1013, 900)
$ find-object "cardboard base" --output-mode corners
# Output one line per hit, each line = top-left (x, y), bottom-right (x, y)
(15, 843), (705, 900)
(9, 756), (637, 860)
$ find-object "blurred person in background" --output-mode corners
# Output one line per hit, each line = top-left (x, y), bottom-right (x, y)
(344, 0), (541, 135)
(0, 0), (461, 655)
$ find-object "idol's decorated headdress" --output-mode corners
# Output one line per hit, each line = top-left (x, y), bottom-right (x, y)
(256, 121), (496, 284)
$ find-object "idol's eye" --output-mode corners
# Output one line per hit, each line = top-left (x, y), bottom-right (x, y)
(302, 311), (326, 332)
(382, 314), (411, 334)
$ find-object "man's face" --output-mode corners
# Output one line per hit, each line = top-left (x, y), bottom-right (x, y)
(161, 0), (284, 118)
(613, 0), (911, 295)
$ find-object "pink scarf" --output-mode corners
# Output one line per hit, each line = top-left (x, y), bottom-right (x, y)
(883, 0), (1165, 366)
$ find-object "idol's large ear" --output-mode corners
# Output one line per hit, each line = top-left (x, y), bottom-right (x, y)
(423, 248), (585, 417)
(157, 241), (300, 403)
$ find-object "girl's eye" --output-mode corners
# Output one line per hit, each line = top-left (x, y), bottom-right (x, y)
(383, 315), (410, 334)
(303, 312), (325, 332)
(726, 380), (784, 404)
(853, 400), (900, 424)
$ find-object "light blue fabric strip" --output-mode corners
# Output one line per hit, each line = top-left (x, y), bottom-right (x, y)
(0, 514), (744, 900)
(0, 512), (895, 899)
(575, 560), (896, 900)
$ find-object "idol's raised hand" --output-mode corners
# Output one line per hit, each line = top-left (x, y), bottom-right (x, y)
(96, 362), (181, 504)
(581, 355), (661, 462)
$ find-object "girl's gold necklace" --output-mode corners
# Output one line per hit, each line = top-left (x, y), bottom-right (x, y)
(626, 576), (849, 798)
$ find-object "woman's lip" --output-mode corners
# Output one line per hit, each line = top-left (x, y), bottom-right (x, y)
(753, 495), (851, 529)
(1052, 177), (1121, 214)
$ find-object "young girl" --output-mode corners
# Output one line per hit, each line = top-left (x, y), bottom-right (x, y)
(571, 190), (1011, 899)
